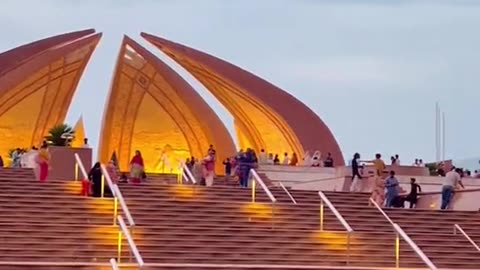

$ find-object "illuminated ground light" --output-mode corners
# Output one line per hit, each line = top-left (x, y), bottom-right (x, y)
(240, 202), (278, 219)
(87, 197), (115, 215)
(311, 231), (362, 252)
(168, 184), (199, 198)
(62, 181), (83, 195)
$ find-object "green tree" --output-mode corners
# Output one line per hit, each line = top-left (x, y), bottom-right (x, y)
(45, 124), (75, 146)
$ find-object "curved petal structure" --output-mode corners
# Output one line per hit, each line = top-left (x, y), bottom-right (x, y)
(0, 30), (101, 159)
(98, 36), (235, 173)
(142, 33), (344, 165)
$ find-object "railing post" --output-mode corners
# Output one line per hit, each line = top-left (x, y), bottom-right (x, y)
(113, 197), (118, 225)
(101, 174), (105, 198)
(271, 201), (276, 230)
(251, 179), (256, 203)
(346, 232), (351, 265)
(74, 163), (79, 181)
(117, 231), (123, 263)
(453, 225), (457, 235)
(395, 231), (400, 268)
(320, 200), (324, 231)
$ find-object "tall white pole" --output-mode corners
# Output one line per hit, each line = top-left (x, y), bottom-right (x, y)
(442, 112), (445, 161)
(435, 102), (439, 162)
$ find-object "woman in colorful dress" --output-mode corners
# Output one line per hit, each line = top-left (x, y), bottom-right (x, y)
(202, 149), (216, 187)
(129, 150), (144, 184)
(36, 145), (50, 182)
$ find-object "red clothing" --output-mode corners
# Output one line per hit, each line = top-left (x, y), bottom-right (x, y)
(39, 161), (48, 182)
(130, 155), (144, 167)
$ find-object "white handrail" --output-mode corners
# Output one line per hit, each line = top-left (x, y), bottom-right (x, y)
(183, 163), (196, 184)
(100, 164), (117, 197)
(392, 223), (437, 270)
(0, 261), (433, 269)
(278, 182), (297, 204)
(370, 198), (438, 270)
(109, 258), (119, 270)
(178, 162), (196, 184)
(74, 153), (88, 180)
(99, 165), (134, 226)
(369, 198), (395, 225)
(318, 191), (353, 232)
(114, 184), (135, 226)
(454, 224), (480, 252)
(117, 215), (144, 267)
(250, 169), (276, 203)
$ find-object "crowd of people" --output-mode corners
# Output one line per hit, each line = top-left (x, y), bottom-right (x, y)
(350, 152), (470, 210)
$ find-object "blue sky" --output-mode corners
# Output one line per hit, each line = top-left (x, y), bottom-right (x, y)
(1, 0), (479, 164)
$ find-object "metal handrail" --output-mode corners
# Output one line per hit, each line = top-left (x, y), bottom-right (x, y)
(250, 169), (276, 203)
(113, 184), (135, 226)
(370, 198), (438, 270)
(109, 258), (119, 270)
(454, 224), (480, 252)
(179, 161), (196, 184)
(100, 165), (135, 227)
(278, 182), (297, 204)
(318, 191), (353, 264)
(117, 215), (144, 268)
(0, 261), (433, 269)
(318, 191), (353, 232)
(74, 153), (89, 181)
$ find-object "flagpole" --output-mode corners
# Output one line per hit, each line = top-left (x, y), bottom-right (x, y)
(442, 111), (445, 161)
(435, 102), (439, 162)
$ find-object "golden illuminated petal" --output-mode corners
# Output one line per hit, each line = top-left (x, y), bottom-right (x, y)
(142, 33), (344, 164)
(0, 30), (101, 157)
(98, 36), (235, 173)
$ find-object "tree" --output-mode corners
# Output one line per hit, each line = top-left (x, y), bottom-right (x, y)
(45, 124), (75, 146)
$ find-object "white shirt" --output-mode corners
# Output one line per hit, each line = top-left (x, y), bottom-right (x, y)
(395, 159), (401, 165)
(282, 156), (289, 165)
(444, 171), (461, 188)
(82, 143), (90, 148)
(258, 152), (267, 164)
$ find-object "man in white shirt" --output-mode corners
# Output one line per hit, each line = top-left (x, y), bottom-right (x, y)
(282, 152), (289, 165)
(82, 138), (90, 148)
(258, 149), (268, 165)
(441, 168), (465, 210)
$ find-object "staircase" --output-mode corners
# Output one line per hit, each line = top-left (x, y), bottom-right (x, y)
(0, 167), (119, 269)
(118, 178), (427, 269)
(323, 191), (480, 269)
(1, 166), (480, 269)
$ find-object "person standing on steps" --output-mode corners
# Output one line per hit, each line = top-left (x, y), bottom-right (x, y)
(350, 153), (363, 192)
(129, 150), (144, 184)
(441, 168), (464, 210)
(36, 145), (50, 182)
(405, 178), (422, 208)
(384, 171), (399, 208)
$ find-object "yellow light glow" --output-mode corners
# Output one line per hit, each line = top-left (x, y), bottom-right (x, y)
(62, 181), (82, 195)
(240, 202), (276, 219)
(312, 231), (360, 252)
(169, 185), (197, 198)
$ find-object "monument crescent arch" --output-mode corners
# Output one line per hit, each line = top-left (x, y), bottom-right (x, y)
(98, 36), (236, 173)
(0, 30), (102, 160)
(142, 32), (344, 165)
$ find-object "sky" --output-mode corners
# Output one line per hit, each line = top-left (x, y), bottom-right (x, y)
(1, 0), (479, 165)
